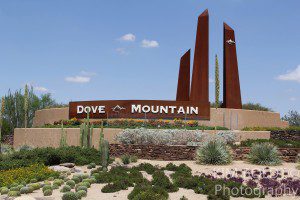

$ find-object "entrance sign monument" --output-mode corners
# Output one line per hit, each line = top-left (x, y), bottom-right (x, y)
(69, 9), (242, 120)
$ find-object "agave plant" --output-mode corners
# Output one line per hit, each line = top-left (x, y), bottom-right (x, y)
(196, 140), (232, 165)
(248, 143), (282, 166)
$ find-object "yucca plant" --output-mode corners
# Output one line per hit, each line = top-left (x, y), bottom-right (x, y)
(248, 143), (282, 165)
(196, 140), (232, 165)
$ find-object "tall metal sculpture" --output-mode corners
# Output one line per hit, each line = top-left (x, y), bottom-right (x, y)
(223, 23), (242, 109)
(190, 9), (209, 107)
(176, 49), (190, 101)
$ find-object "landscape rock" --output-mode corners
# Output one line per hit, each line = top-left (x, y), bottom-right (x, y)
(59, 163), (75, 168)
(49, 165), (70, 172)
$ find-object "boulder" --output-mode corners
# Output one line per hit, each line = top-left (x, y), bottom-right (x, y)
(60, 163), (75, 168)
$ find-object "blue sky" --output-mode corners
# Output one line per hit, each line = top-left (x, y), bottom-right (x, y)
(0, 0), (299, 116)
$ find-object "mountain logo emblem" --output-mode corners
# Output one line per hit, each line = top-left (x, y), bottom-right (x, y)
(112, 105), (126, 112)
(226, 39), (235, 45)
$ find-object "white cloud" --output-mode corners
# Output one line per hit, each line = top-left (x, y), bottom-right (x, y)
(116, 48), (128, 55)
(65, 76), (90, 83)
(141, 39), (159, 48)
(290, 97), (297, 101)
(119, 33), (136, 42)
(277, 65), (300, 82)
(34, 86), (48, 92)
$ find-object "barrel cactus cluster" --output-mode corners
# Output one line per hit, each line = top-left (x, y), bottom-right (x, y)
(79, 114), (94, 148)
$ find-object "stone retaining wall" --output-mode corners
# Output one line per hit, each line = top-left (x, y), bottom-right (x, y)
(270, 130), (300, 141)
(109, 144), (300, 163)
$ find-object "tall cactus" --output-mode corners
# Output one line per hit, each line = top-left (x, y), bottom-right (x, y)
(99, 120), (109, 170)
(24, 84), (29, 128)
(60, 121), (67, 147)
(80, 113), (94, 148)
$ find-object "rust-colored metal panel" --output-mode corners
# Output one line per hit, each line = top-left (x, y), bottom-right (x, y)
(223, 23), (242, 109)
(190, 9), (209, 107)
(69, 100), (210, 120)
(176, 49), (190, 101)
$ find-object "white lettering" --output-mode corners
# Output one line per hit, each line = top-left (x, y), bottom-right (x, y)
(77, 106), (84, 114)
(131, 104), (141, 113)
(190, 107), (198, 114)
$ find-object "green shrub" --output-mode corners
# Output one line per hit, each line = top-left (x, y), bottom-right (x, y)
(76, 190), (87, 199)
(66, 180), (76, 188)
(196, 140), (232, 165)
(10, 186), (19, 191)
(101, 180), (133, 193)
(43, 185), (52, 193)
(131, 155), (138, 163)
(240, 139), (300, 148)
(43, 189), (53, 196)
(242, 102), (272, 112)
(121, 154), (131, 164)
(52, 184), (59, 190)
(87, 162), (96, 169)
(53, 179), (64, 186)
(62, 192), (78, 200)
(128, 185), (168, 200)
(152, 171), (178, 192)
(0, 187), (9, 194)
(0, 146), (101, 171)
(75, 185), (88, 192)
(133, 163), (157, 174)
(48, 176), (54, 181)
(72, 176), (80, 184)
(30, 178), (37, 183)
(248, 143), (282, 165)
(8, 190), (21, 197)
(29, 183), (41, 190)
(60, 185), (72, 193)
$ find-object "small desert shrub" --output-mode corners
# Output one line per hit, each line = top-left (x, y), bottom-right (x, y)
(29, 183), (41, 190)
(72, 176), (81, 183)
(87, 162), (96, 169)
(132, 163), (157, 174)
(8, 190), (21, 197)
(10, 186), (19, 191)
(116, 128), (205, 145)
(43, 189), (53, 196)
(20, 186), (31, 194)
(152, 170), (178, 192)
(0, 187), (9, 194)
(128, 184), (169, 200)
(53, 179), (64, 186)
(180, 196), (188, 200)
(196, 140), (232, 165)
(75, 185), (88, 192)
(101, 180), (133, 193)
(42, 185), (52, 193)
(130, 155), (138, 163)
(216, 131), (236, 144)
(66, 180), (76, 188)
(121, 154), (131, 164)
(62, 192), (78, 200)
(60, 185), (72, 193)
(52, 184), (59, 190)
(248, 143), (282, 165)
(76, 190), (87, 198)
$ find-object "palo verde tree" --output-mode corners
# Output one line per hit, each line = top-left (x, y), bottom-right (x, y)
(1, 87), (65, 136)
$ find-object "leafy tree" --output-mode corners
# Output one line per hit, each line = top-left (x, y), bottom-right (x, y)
(242, 102), (272, 112)
(1, 87), (65, 136)
(282, 110), (300, 126)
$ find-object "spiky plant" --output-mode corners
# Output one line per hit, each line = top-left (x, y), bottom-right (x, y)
(215, 54), (220, 109)
(99, 120), (109, 170)
(24, 84), (29, 128)
(79, 113), (94, 148)
(196, 140), (232, 165)
(248, 143), (282, 166)
(60, 121), (68, 147)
